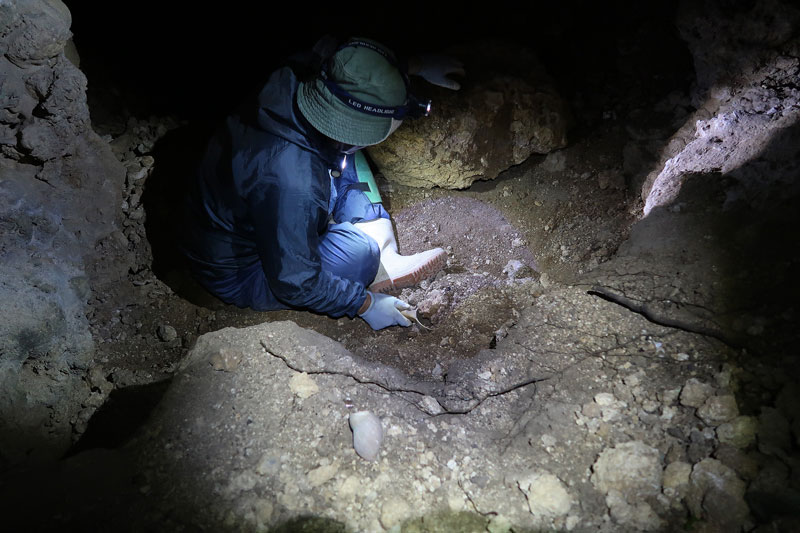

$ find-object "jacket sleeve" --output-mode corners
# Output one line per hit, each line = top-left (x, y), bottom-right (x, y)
(241, 143), (368, 318)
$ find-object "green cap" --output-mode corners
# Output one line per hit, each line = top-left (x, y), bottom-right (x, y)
(297, 38), (407, 146)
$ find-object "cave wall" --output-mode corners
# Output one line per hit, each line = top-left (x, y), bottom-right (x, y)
(0, 0), (125, 466)
(641, 0), (800, 213)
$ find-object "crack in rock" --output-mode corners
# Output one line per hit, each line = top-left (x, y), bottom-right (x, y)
(261, 338), (547, 417)
(588, 285), (740, 347)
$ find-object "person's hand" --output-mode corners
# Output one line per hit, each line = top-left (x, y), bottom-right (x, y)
(359, 291), (413, 330)
(413, 54), (465, 90)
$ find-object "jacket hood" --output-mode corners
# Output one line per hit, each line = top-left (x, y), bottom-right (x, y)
(253, 67), (340, 165)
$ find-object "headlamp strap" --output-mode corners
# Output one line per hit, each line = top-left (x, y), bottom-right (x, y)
(320, 39), (430, 120)
(320, 70), (409, 119)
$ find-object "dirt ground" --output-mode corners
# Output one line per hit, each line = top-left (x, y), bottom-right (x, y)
(86, 116), (636, 388)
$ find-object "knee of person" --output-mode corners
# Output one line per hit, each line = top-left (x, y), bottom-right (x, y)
(355, 229), (381, 270)
(347, 226), (380, 280)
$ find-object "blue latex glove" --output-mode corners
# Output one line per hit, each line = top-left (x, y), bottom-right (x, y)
(360, 292), (413, 330)
(415, 54), (465, 90)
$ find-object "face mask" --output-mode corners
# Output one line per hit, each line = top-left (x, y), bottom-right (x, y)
(336, 118), (403, 158)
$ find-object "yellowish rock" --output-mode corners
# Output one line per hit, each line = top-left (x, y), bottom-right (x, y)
(289, 371), (319, 399)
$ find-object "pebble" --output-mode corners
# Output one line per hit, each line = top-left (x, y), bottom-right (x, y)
(605, 490), (663, 531)
(594, 392), (616, 406)
(565, 515), (580, 531)
(307, 461), (339, 488)
(228, 471), (257, 493)
(641, 400), (659, 413)
(338, 475), (362, 498)
(582, 402), (602, 418)
(687, 428), (716, 463)
(127, 165), (148, 181)
(156, 324), (177, 342)
(697, 394), (739, 425)
(591, 441), (662, 500)
(679, 378), (714, 408)
(541, 434), (557, 447)
(380, 499), (410, 529)
(687, 458), (748, 529)
(418, 395), (444, 415)
(517, 471), (573, 518)
(716, 415), (757, 448)
(289, 372), (319, 399)
(662, 461), (691, 499)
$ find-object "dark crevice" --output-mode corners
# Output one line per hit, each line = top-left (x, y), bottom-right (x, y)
(63, 379), (172, 457)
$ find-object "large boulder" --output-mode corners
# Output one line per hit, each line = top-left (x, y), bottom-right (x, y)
(0, 0), (125, 467)
(367, 41), (570, 189)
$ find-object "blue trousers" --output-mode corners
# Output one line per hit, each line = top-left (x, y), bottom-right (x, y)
(201, 156), (389, 311)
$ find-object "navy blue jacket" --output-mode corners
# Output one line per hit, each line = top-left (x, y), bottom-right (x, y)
(180, 66), (368, 318)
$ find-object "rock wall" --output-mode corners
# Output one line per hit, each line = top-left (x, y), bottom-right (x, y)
(641, 0), (800, 214)
(367, 41), (570, 189)
(0, 0), (125, 466)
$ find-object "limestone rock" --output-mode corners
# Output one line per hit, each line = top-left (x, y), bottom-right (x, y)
(713, 445), (760, 481)
(687, 458), (749, 530)
(716, 415), (757, 448)
(688, 427), (716, 463)
(697, 394), (739, 426)
(306, 461), (339, 488)
(591, 441), (663, 500)
(516, 471), (573, 519)
(662, 461), (692, 500)
(643, 1), (800, 214)
(606, 489), (664, 531)
(288, 372), (319, 399)
(680, 378), (714, 408)
(3, 0), (72, 66)
(0, 0), (125, 466)
(380, 498), (410, 529)
(367, 41), (569, 189)
(156, 324), (178, 342)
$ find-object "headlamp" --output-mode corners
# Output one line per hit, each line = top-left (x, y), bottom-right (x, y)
(407, 95), (432, 119)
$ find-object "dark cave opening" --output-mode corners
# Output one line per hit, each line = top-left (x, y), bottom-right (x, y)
(65, 1), (694, 127)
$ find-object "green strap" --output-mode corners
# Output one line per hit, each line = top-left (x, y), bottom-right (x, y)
(354, 150), (383, 204)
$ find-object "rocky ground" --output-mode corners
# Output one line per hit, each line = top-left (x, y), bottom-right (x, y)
(10, 61), (796, 533)
(2, 1), (799, 532)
